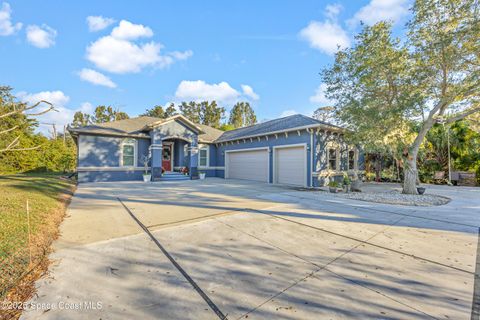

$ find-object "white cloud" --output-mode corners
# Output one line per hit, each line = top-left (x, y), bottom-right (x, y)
(325, 3), (342, 20)
(0, 2), (21, 36)
(86, 15), (115, 32)
(175, 80), (240, 104)
(169, 50), (193, 61)
(280, 110), (298, 118)
(18, 90), (70, 107)
(79, 101), (93, 113)
(310, 83), (333, 105)
(349, 0), (410, 26)
(111, 20), (153, 40)
(17, 90), (93, 134)
(299, 20), (350, 55)
(26, 24), (57, 48)
(86, 20), (192, 74)
(79, 68), (117, 88)
(299, 4), (350, 55)
(241, 84), (259, 100)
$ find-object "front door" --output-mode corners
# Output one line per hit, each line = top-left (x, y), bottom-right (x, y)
(162, 144), (172, 171)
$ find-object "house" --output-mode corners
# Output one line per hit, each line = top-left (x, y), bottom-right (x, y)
(68, 114), (364, 186)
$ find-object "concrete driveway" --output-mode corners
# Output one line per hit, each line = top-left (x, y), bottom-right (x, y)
(21, 179), (480, 319)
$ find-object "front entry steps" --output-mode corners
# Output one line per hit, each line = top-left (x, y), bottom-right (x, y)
(155, 172), (191, 181)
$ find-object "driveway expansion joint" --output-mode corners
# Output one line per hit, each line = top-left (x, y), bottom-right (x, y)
(249, 207), (474, 275)
(117, 197), (228, 320)
(222, 208), (436, 319)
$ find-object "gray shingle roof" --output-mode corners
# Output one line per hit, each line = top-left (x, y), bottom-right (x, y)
(68, 116), (157, 137)
(215, 114), (340, 142)
(68, 115), (223, 142)
(196, 124), (224, 142)
(68, 114), (341, 142)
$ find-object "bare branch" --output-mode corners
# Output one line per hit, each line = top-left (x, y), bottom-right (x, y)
(0, 145), (41, 152)
(0, 100), (54, 119)
(444, 105), (480, 124)
(0, 125), (18, 135)
(2, 135), (20, 151)
(25, 101), (56, 116)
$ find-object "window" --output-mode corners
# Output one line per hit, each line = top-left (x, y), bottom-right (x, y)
(199, 145), (209, 167)
(348, 150), (356, 170)
(328, 148), (338, 170)
(184, 144), (189, 157)
(121, 139), (136, 167)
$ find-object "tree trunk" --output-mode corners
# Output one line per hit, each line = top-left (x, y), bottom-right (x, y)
(375, 154), (382, 182)
(403, 156), (418, 194)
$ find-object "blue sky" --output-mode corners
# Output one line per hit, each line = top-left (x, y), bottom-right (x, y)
(0, 0), (411, 134)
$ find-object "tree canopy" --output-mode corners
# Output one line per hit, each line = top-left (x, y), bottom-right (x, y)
(71, 105), (130, 127)
(228, 102), (257, 128)
(141, 103), (177, 119)
(322, 0), (480, 193)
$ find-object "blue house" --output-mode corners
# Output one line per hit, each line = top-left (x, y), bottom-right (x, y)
(69, 114), (363, 186)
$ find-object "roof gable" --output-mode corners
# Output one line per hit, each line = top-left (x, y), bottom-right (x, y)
(145, 115), (204, 134)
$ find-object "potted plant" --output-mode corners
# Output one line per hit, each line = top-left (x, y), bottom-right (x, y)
(198, 171), (206, 180)
(343, 176), (351, 193)
(141, 155), (151, 182)
(181, 166), (189, 176)
(328, 181), (339, 193)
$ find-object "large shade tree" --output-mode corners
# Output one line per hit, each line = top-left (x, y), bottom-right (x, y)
(322, 0), (480, 194)
(228, 102), (257, 128)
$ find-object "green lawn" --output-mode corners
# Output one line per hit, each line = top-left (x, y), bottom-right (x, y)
(0, 173), (75, 297)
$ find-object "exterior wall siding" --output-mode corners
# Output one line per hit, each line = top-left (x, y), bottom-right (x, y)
(78, 135), (122, 167)
(215, 130), (312, 186)
(78, 170), (144, 183)
(76, 123), (363, 184)
(312, 131), (364, 187)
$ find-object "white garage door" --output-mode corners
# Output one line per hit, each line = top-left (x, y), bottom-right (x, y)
(226, 149), (269, 182)
(275, 146), (306, 186)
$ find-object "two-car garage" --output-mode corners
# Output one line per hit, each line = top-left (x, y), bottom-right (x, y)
(225, 144), (307, 187)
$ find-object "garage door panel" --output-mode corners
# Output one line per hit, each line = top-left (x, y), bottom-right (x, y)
(227, 149), (268, 182)
(275, 146), (305, 186)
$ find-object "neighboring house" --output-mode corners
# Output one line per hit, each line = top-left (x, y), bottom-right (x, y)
(68, 114), (364, 186)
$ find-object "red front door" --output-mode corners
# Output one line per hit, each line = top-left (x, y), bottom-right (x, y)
(162, 145), (172, 171)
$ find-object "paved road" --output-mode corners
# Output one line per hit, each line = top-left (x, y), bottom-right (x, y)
(21, 179), (480, 319)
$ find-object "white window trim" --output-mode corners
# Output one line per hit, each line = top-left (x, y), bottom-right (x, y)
(347, 148), (359, 171)
(326, 144), (340, 171)
(120, 138), (137, 167)
(198, 144), (210, 168)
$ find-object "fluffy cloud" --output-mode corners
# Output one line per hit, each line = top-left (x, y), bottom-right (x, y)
(241, 84), (259, 100)
(86, 15), (115, 32)
(310, 83), (333, 105)
(349, 0), (410, 26)
(17, 90), (92, 134)
(111, 20), (153, 39)
(18, 90), (69, 107)
(0, 2), (21, 36)
(79, 68), (117, 88)
(175, 80), (240, 104)
(299, 5), (350, 55)
(26, 24), (57, 48)
(86, 20), (193, 74)
(299, 20), (350, 55)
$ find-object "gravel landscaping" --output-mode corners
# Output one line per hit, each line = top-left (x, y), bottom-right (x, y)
(318, 190), (451, 206)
